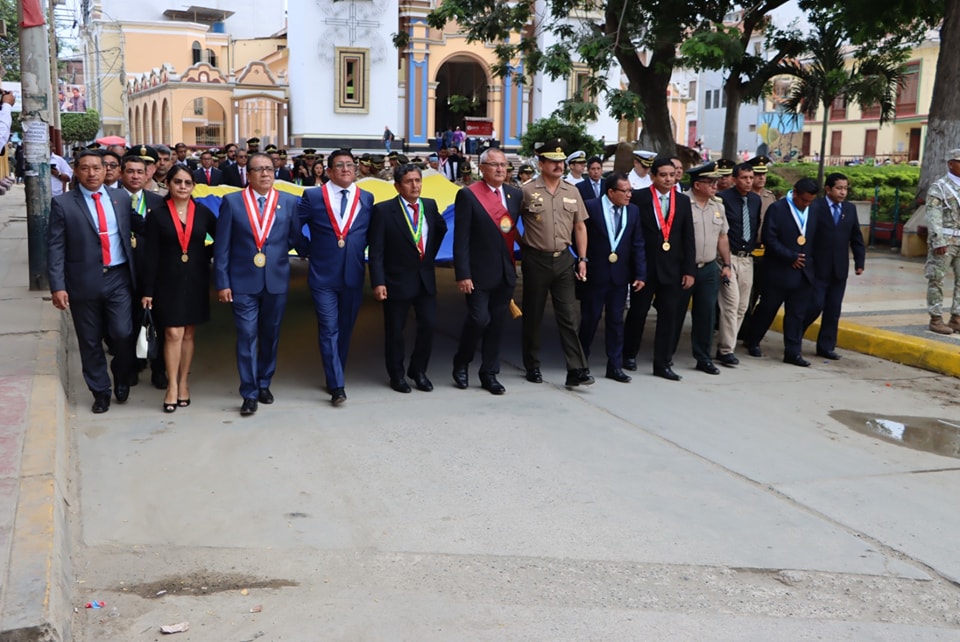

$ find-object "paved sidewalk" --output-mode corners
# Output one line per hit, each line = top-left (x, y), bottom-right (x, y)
(0, 185), (957, 640)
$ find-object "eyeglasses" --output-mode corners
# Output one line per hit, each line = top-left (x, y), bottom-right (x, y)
(332, 162), (356, 170)
(610, 188), (632, 194)
(170, 178), (194, 186)
(481, 162), (508, 169)
(103, 162), (119, 169)
(248, 166), (274, 173)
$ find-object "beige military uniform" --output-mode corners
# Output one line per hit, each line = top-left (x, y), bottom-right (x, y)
(520, 177), (588, 253)
(687, 193), (729, 264)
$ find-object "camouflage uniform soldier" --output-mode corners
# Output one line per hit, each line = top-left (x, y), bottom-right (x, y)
(924, 148), (960, 334)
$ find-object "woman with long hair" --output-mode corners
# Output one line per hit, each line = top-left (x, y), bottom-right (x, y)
(141, 164), (218, 412)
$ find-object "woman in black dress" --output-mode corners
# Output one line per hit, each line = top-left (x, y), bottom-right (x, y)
(141, 165), (218, 412)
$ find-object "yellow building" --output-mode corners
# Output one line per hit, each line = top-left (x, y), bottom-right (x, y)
(797, 38), (939, 164)
(82, 6), (288, 147)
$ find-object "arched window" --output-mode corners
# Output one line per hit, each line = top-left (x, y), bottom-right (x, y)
(206, 49), (218, 68)
(192, 41), (202, 65)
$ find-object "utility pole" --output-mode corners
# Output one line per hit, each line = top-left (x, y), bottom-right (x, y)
(48, 0), (62, 153)
(18, 0), (54, 290)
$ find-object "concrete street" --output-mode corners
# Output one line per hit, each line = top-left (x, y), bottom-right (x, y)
(1, 186), (959, 640)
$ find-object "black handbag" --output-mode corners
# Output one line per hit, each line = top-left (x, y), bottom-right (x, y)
(136, 308), (159, 360)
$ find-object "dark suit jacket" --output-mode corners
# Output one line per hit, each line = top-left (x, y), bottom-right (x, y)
(296, 184), (374, 290)
(193, 166), (223, 186)
(577, 179), (604, 204)
(275, 167), (293, 182)
(583, 198), (646, 286)
(811, 197), (865, 281)
(47, 187), (137, 301)
(761, 197), (819, 289)
(222, 164), (247, 188)
(630, 187), (695, 285)
(453, 183), (521, 290)
(369, 196), (448, 300)
(214, 188), (303, 295)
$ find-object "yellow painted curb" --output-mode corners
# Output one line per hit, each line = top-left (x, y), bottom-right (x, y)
(771, 311), (960, 378)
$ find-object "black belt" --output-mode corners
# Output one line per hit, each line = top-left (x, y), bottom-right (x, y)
(525, 247), (568, 258)
(102, 263), (126, 273)
(734, 251), (752, 258)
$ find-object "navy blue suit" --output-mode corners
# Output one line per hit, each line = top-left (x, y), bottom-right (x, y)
(215, 188), (303, 400)
(803, 197), (865, 353)
(296, 183), (375, 391)
(193, 166), (223, 186)
(48, 187), (138, 395)
(747, 196), (820, 358)
(577, 179), (604, 204)
(578, 197), (646, 370)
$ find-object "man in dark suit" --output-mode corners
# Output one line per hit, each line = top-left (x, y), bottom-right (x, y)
(173, 142), (197, 170)
(48, 150), (139, 413)
(192, 150), (223, 186)
(576, 155), (605, 204)
(369, 164), (448, 393)
(745, 178), (821, 366)
(222, 149), (249, 188)
(215, 152), (303, 416)
(715, 162), (762, 367)
(622, 156), (696, 381)
(577, 172), (646, 383)
(120, 152), (168, 389)
(296, 149), (374, 406)
(271, 148), (293, 182)
(452, 147), (521, 394)
(802, 172), (865, 359)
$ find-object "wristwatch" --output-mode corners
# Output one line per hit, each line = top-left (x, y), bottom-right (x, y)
(577, 256), (589, 263)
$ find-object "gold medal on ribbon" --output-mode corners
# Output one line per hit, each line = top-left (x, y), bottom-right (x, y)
(797, 235), (806, 246)
(253, 252), (266, 267)
(181, 253), (189, 263)
(499, 215), (512, 233)
(338, 239), (346, 248)
(662, 241), (671, 251)
(608, 252), (618, 263)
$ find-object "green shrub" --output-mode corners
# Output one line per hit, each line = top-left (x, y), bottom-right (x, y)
(519, 117), (601, 159)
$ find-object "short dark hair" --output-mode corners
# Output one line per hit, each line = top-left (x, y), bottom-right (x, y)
(825, 172), (848, 188)
(247, 152), (272, 169)
(732, 162), (754, 178)
(224, 143), (237, 153)
(651, 156), (674, 174)
(120, 155), (145, 170)
(74, 149), (103, 165)
(794, 177), (820, 195)
(200, 150), (213, 159)
(165, 164), (192, 186)
(586, 155), (603, 168)
(327, 149), (354, 169)
(394, 163), (421, 183)
(101, 150), (121, 164)
(604, 172), (630, 194)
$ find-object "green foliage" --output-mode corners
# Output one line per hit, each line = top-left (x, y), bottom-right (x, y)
(0, 0), (20, 81)
(774, 162), (919, 220)
(519, 117), (600, 159)
(679, 25), (745, 70)
(61, 109), (101, 145)
(447, 95), (481, 115)
(763, 171), (789, 196)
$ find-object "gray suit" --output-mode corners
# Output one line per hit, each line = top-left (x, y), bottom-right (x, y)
(48, 187), (138, 394)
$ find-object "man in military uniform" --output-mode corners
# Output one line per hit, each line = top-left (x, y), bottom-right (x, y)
(519, 138), (594, 388)
(564, 150), (587, 185)
(715, 158), (735, 191)
(674, 162), (732, 375)
(455, 163), (475, 187)
(924, 149), (960, 334)
(515, 163), (534, 186)
(246, 137), (260, 154)
(628, 150), (656, 190)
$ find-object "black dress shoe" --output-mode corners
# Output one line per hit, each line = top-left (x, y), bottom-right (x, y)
(452, 366), (468, 389)
(817, 350), (841, 360)
(258, 388), (275, 404)
(716, 352), (739, 367)
(151, 371), (168, 390)
(696, 361), (721, 375)
(240, 398), (258, 416)
(783, 354), (811, 367)
(114, 383), (130, 403)
(746, 344), (763, 358)
(330, 388), (347, 406)
(390, 378), (412, 393)
(605, 367), (632, 383)
(91, 392), (111, 414)
(408, 371), (433, 392)
(525, 368), (543, 383)
(128, 371), (139, 386)
(653, 367), (682, 381)
(479, 374), (506, 395)
(623, 358), (637, 371)
(565, 368), (595, 387)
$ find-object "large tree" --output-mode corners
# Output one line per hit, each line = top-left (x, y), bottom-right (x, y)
(778, 13), (907, 186)
(917, 0), (960, 200)
(0, 0), (20, 81)
(423, 0), (736, 154)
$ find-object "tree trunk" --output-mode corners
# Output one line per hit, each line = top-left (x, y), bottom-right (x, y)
(721, 80), (744, 161)
(616, 41), (676, 154)
(818, 103), (831, 187)
(918, 0), (960, 201)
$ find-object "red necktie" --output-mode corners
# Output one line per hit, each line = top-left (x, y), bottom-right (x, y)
(410, 202), (424, 258)
(206, 168), (211, 183)
(92, 192), (111, 265)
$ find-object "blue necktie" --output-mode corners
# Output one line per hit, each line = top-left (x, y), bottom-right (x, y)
(594, 181), (600, 198)
(340, 189), (349, 218)
(257, 196), (265, 220)
(832, 203), (841, 225)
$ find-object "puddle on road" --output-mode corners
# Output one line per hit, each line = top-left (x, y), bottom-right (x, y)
(830, 410), (960, 459)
